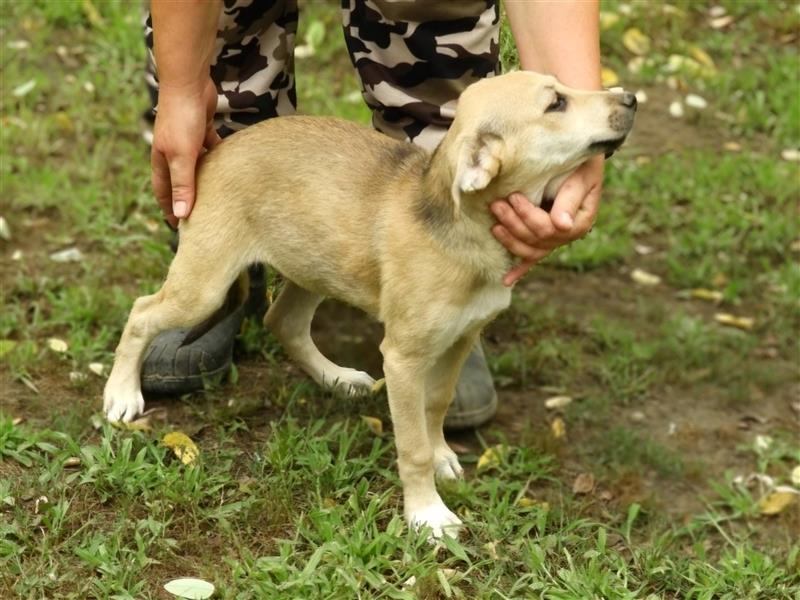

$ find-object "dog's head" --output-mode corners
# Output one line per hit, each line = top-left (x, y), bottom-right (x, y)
(446, 71), (637, 209)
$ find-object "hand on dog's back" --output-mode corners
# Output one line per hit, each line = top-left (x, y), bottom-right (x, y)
(150, 77), (222, 228)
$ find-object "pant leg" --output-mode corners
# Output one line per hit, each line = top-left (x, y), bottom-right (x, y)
(341, 0), (500, 151)
(144, 0), (298, 137)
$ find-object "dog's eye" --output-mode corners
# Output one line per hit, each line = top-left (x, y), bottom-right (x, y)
(545, 93), (567, 113)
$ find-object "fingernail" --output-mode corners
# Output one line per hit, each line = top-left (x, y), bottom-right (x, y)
(508, 194), (521, 208)
(490, 202), (504, 216)
(559, 212), (574, 228)
(174, 201), (187, 218)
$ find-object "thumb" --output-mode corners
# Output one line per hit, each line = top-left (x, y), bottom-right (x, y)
(167, 153), (197, 219)
(550, 181), (583, 232)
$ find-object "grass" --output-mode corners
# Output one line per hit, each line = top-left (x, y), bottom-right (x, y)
(2, 0), (799, 598)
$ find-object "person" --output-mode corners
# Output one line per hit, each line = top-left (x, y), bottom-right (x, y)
(141, 0), (603, 429)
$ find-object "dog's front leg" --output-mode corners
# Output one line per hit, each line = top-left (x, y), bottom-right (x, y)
(381, 339), (462, 539)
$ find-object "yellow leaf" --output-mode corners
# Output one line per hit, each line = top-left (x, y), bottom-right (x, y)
(714, 313), (755, 331)
(601, 67), (619, 87)
(551, 417), (566, 439)
(689, 45), (716, 70)
(47, 338), (68, 353)
(360, 415), (383, 436)
(477, 444), (505, 471)
(371, 378), (386, 394)
(758, 490), (797, 515)
(162, 431), (199, 465)
(81, 0), (105, 28)
(622, 28), (651, 55)
(599, 11), (620, 30)
(631, 268), (661, 286)
(690, 288), (723, 302)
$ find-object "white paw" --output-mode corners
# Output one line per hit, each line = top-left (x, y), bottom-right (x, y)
(407, 499), (463, 539)
(323, 368), (376, 397)
(103, 380), (145, 423)
(434, 446), (464, 480)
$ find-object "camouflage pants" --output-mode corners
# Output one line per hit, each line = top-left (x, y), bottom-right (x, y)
(144, 0), (500, 150)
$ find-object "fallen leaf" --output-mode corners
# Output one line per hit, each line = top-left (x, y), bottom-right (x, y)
(685, 93), (708, 110)
(781, 149), (800, 162)
(544, 395), (572, 410)
(550, 417), (566, 440)
(360, 415), (383, 436)
(599, 11), (620, 30)
(162, 432), (199, 465)
(54, 111), (75, 134)
(47, 338), (68, 353)
(81, 0), (105, 28)
(723, 141), (742, 152)
(0, 339), (17, 358)
(49, 247), (84, 263)
(63, 457), (81, 469)
(477, 444), (505, 471)
(12, 79), (36, 98)
(714, 313), (755, 330)
(758, 489), (798, 516)
(688, 46), (716, 70)
(669, 100), (685, 118)
(483, 540), (499, 559)
(515, 497), (548, 511)
(163, 578), (215, 599)
(0, 216), (10, 240)
(710, 15), (734, 29)
(634, 243), (654, 255)
(370, 378), (386, 394)
(572, 472), (595, 495)
(690, 288), (723, 302)
(792, 466), (800, 487)
(631, 268), (661, 286)
(622, 28), (650, 55)
(88, 362), (106, 377)
(601, 67), (619, 87)
(7, 40), (30, 50)
(634, 89), (648, 104)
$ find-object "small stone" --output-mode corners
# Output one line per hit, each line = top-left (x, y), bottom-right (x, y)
(47, 338), (68, 353)
(669, 101), (684, 118)
(82, 81), (95, 94)
(631, 410), (646, 422)
(723, 141), (742, 152)
(634, 243), (654, 255)
(11, 250), (22, 260)
(634, 89), (648, 104)
(709, 5), (727, 18)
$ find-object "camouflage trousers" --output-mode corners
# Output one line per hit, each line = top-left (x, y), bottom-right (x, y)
(144, 0), (500, 150)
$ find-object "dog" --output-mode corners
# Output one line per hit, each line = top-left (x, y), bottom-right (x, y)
(104, 71), (636, 537)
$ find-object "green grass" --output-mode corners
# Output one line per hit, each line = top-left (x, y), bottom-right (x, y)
(2, 1), (799, 598)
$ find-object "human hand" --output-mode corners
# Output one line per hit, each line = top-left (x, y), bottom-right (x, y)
(490, 155), (605, 286)
(150, 77), (221, 228)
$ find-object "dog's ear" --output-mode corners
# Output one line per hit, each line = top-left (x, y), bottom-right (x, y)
(451, 131), (504, 213)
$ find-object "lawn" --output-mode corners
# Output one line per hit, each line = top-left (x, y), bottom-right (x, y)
(1, 1), (799, 598)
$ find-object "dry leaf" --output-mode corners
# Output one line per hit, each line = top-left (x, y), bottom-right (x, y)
(622, 28), (650, 55)
(791, 466), (800, 487)
(599, 11), (620, 30)
(688, 46), (716, 70)
(370, 378), (386, 394)
(544, 395), (572, 410)
(690, 288), (723, 302)
(781, 149), (800, 162)
(710, 15), (734, 29)
(0, 216), (10, 241)
(601, 67), (619, 87)
(477, 444), (505, 471)
(758, 489), (798, 516)
(572, 472), (595, 495)
(669, 101), (685, 118)
(634, 89), (648, 104)
(162, 432), (199, 465)
(47, 338), (68, 353)
(360, 415), (383, 436)
(714, 313), (755, 330)
(631, 268), (661, 286)
(88, 362), (106, 377)
(63, 457), (81, 469)
(723, 141), (742, 152)
(685, 94), (708, 110)
(550, 417), (566, 439)
(163, 578), (215, 599)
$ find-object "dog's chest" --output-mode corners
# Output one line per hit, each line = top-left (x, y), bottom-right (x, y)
(433, 284), (511, 352)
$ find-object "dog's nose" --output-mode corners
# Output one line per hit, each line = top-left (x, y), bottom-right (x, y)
(621, 92), (637, 110)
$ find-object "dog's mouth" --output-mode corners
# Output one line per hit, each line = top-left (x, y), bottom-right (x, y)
(588, 136), (627, 159)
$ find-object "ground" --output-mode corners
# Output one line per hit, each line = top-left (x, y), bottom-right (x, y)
(1, 1), (799, 599)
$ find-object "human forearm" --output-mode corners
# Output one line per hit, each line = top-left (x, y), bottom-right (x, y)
(151, 0), (222, 92)
(505, 0), (601, 90)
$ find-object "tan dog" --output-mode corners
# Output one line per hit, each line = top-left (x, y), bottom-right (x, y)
(104, 72), (636, 537)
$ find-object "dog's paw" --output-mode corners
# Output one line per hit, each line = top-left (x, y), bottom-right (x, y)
(408, 500), (463, 539)
(323, 368), (376, 397)
(434, 446), (464, 481)
(103, 381), (145, 423)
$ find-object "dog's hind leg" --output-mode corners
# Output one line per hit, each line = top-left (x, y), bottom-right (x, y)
(264, 281), (375, 395)
(104, 246), (246, 422)
(425, 333), (478, 481)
